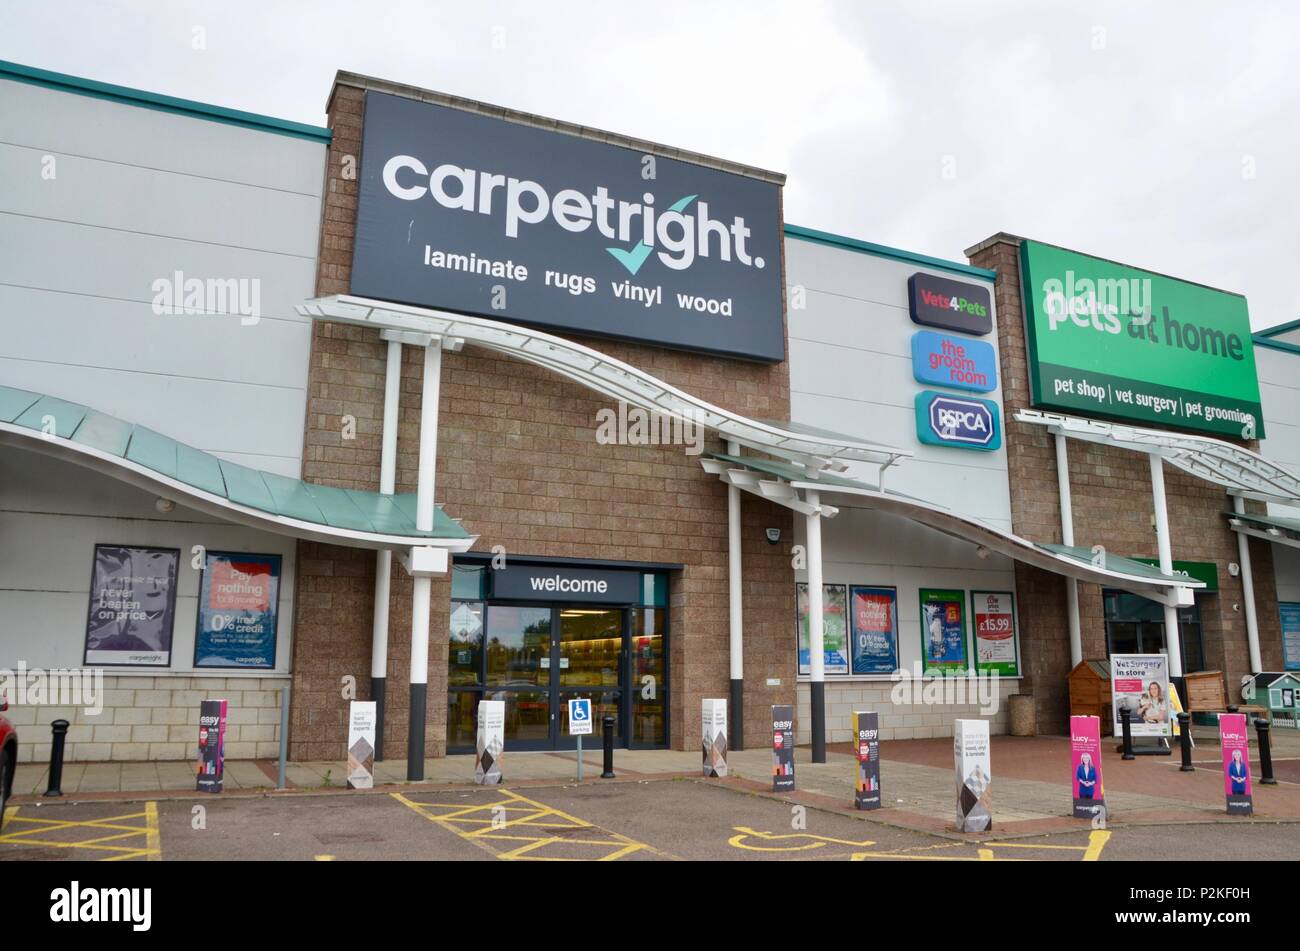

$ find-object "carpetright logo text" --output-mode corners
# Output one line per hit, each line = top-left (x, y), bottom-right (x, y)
(383, 157), (762, 276)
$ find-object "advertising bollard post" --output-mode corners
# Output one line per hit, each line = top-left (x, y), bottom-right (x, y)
(702, 698), (728, 777)
(1219, 712), (1254, 816)
(852, 711), (881, 810)
(953, 718), (992, 832)
(1069, 715), (1105, 821)
(771, 704), (795, 792)
(196, 699), (228, 794)
(346, 700), (377, 790)
(475, 699), (504, 785)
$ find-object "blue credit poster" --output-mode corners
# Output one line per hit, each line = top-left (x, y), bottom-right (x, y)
(194, 552), (280, 669)
(1282, 603), (1300, 671)
(849, 586), (899, 674)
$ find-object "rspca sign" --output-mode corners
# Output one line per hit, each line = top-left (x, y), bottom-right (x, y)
(914, 390), (1001, 451)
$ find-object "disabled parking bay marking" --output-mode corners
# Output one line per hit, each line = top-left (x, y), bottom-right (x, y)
(0, 802), (161, 861)
(391, 787), (674, 861)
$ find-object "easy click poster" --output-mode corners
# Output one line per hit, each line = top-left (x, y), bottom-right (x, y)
(771, 704), (795, 792)
(196, 699), (228, 794)
(347, 701), (377, 790)
(852, 711), (882, 811)
(1219, 713), (1254, 816)
(194, 551), (281, 669)
(920, 589), (968, 674)
(1070, 715), (1105, 821)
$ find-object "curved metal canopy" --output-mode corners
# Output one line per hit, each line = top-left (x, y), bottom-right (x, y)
(297, 295), (912, 478)
(703, 452), (1202, 607)
(0, 385), (476, 553)
(1016, 410), (1300, 504)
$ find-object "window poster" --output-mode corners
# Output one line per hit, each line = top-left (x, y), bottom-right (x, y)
(194, 551), (281, 669)
(796, 583), (849, 675)
(849, 586), (899, 674)
(83, 544), (180, 667)
(919, 588), (968, 674)
(970, 590), (1019, 676)
(1281, 603), (1300, 671)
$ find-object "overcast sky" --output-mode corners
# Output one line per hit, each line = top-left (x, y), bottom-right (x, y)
(5, 0), (1296, 329)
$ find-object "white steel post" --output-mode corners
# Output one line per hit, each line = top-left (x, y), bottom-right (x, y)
(1232, 495), (1263, 674)
(1149, 454), (1184, 678)
(726, 441), (745, 749)
(370, 338), (402, 761)
(408, 341), (442, 781)
(1055, 433), (1083, 667)
(805, 489), (826, 763)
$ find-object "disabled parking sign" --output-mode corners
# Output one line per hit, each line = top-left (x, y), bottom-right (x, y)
(568, 697), (593, 736)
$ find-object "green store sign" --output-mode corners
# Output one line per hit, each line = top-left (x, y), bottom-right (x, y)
(1019, 241), (1264, 438)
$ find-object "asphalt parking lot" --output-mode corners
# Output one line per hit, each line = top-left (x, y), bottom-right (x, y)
(5, 777), (1291, 862)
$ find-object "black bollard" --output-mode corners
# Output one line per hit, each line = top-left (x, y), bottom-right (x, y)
(1120, 707), (1135, 760)
(1178, 712), (1194, 771)
(44, 719), (70, 797)
(600, 715), (615, 779)
(1254, 717), (1277, 785)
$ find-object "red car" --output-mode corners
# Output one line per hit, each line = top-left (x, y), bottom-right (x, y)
(0, 695), (16, 830)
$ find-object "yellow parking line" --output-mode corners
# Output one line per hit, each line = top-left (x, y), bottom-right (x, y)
(728, 827), (877, 852)
(145, 801), (161, 861)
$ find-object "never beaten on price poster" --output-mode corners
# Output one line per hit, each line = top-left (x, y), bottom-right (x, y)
(194, 552), (281, 669)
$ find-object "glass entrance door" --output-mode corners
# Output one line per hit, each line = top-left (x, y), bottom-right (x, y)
(554, 607), (625, 749)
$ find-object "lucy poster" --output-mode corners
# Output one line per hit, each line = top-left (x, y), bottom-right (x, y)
(971, 590), (1019, 676)
(194, 552), (281, 669)
(850, 586), (899, 674)
(1219, 713), (1254, 816)
(1070, 715), (1105, 820)
(83, 544), (180, 667)
(796, 583), (849, 675)
(919, 588), (968, 674)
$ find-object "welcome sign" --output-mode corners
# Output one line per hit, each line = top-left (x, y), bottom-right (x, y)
(1019, 241), (1264, 437)
(352, 91), (785, 361)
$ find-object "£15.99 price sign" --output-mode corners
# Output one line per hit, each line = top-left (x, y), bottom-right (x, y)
(971, 591), (1018, 676)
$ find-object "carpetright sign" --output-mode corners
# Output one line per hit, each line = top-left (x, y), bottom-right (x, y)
(1018, 240), (1264, 438)
(351, 91), (785, 362)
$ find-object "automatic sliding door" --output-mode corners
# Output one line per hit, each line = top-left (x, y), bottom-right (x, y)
(484, 605), (553, 749)
(556, 607), (624, 748)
